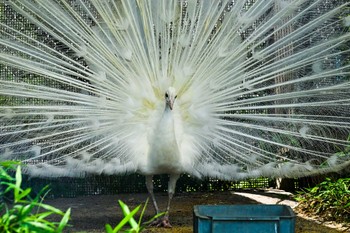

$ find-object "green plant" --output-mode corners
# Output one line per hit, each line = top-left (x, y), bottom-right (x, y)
(296, 177), (350, 222)
(334, 134), (350, 158)
(105, 199), (164, 233)
(0, 161), (71, 233)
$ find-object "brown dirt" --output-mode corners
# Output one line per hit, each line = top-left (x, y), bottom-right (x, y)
(44, 191), (350, 233)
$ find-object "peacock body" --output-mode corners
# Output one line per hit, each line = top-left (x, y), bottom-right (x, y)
(1, 0), (350, 225)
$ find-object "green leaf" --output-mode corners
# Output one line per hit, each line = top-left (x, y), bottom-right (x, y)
(35, 211), (57, 220)
(0, 160), (20, 168)
(114, 203), (141, 233)
(0, 170), (15, 181)
(119, 200), (140, 231)
(17, 188), (32, 201)
(14, 165), (22, 202)
(138, 198), (148, 227)
(27, 221), (55, 232)
(143, 212), (165, 226)
(20, 204), (35, 217)
(36, 203), (65, 215)
(3, 182), (17, 194)
(105, 224), (114, 233)
(57, 208), (71, 232)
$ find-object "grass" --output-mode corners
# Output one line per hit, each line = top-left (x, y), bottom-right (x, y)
(0, 161), (71, 233)
(105, 199), (164, 233)
(296, 177), (350, 223)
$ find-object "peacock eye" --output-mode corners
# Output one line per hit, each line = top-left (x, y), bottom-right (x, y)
(165, 93), (169, 98)
(175, 95), (177, 99)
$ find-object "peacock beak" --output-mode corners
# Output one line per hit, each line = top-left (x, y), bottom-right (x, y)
(169, 100), (174, 110)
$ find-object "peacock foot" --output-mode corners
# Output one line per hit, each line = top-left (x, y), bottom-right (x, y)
(150, 216), (172, 228)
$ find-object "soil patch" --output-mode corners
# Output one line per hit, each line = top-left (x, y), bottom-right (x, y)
(44, 191), (349, 232)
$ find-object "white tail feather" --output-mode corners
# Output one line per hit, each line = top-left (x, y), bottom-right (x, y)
(0, 0), (349, 180)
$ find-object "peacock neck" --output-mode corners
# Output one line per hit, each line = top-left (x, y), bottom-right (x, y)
(155, 104), (176, 144)
(161, 105), (174, 126)
(145, 97), (182, 174)
(164, 104), (172, 113)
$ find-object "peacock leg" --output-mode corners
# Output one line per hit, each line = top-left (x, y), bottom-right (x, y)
(145, 175), (159, 214)
(166, 174), (180, 214)
(157, 173), (180, 228)
(146, 174), (179, 228)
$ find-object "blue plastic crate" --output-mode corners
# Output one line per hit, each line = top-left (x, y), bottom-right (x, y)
(193, 204), (295, 233)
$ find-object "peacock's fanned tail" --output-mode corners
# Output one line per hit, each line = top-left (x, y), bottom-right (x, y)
(0, 0), (350, 179)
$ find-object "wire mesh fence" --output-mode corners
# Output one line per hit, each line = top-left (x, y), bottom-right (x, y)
(22, 174), (277, 198)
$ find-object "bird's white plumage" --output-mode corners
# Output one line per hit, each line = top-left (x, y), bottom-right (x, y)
(1, 1), (349, 226)
(0, 0), (350, 182)
(141, 87), (182, 175)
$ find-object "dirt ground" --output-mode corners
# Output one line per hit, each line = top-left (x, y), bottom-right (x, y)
(44, 190), (350, 233)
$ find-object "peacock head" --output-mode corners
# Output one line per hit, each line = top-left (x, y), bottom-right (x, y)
(165, 87), (177, 110)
